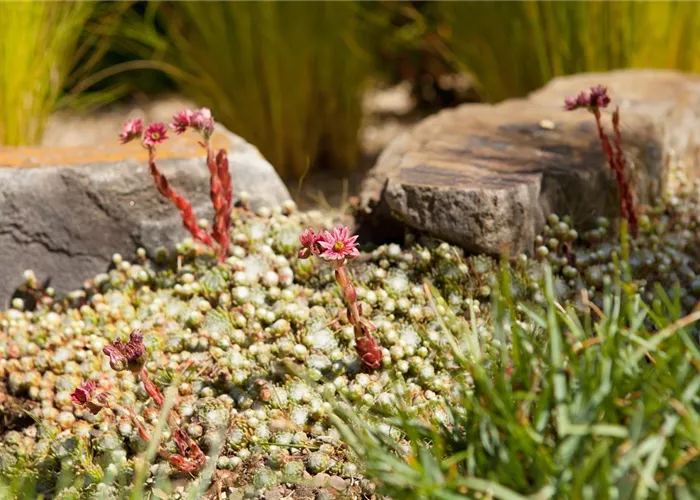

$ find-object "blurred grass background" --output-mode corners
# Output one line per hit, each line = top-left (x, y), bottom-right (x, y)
(439, 0), (700, 102)
(0, 1), (129, 145)
(3, 1), (700, 176)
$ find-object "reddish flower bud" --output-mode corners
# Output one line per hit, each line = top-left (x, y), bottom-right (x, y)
(588, 85), (610, 109)
(170, 109), (194, 135)
(564, 85), (609, 111)
(119, 118), (143, 144)
(564, 91), (590, 111)
(70, 380), (105, 415)
(191, 108), (215, 139)
(103, 330), (147, 373)
(70, 380), (96, 405)
(299, 228), (326, 257)
(103, 344), (127, 372)
(298, 247), (311, 259)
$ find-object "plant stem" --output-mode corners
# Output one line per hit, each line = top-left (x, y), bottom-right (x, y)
(334, 262), (381, 370)
(204, 143), (229, 261)
(592, 108), (637, 237)
(611, 108), (638, 237)
(147, 147), (215, 248)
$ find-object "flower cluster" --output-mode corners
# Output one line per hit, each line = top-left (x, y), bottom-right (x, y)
(102, 329), (147, 373)
(298, 226), (360, 261)
(119, 107), (215, 147)
(118, 108), (234, 262)
(170, 108), (215, 139)
(564, 84), (611, 111)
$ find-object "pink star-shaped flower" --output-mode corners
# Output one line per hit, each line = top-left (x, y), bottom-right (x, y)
(318, 226), (360, 261)
(143, 122), (168, 147)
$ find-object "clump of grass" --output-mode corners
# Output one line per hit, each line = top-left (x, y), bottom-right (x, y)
(331, 258), (700, 498)
(132, 1), (379, 179)
(0, 1), (128, 146)
(439, 1), (700, 102)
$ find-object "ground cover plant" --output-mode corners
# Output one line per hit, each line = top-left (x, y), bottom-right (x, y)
(1, 90), (699, 499)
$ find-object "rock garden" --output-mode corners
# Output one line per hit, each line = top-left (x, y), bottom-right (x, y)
(1, 3), (700, 500)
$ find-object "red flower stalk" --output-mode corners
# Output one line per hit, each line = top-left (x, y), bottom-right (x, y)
(611, 109), (638, 237)
(216, 149), (233, 236)
(300, 226), (381, 370)
(206, 148), (233, 262)
(138, 367), (181, 427)
(335, 265), (382, 370)
(146, 146), (215, 248)
(564, 85), (638, 237)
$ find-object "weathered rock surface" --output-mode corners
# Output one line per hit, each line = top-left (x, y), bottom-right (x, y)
(0, 126), (291, 305)
(359, 69), (700, 255)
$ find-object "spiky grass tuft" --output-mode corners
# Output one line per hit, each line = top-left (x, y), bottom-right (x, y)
(330, 260), (700, 499)
(0, 1), (129, 146)
(134, 1), (379, 179)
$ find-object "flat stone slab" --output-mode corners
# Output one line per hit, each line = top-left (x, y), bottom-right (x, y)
(0, 126), (291, 305)
(359, 69), (700, 255)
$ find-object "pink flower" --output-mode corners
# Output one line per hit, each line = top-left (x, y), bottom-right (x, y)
(564, 85), (610, 111)
(119, 118), (143, 144)
(588, 85), (610, 109)
(170, 109), (194, 135)
(70, 380), (96, 405)
(143, 122), (168, 147)
(298, 228), (327, 259)
(299, 228), (317, 248)
(564, 91), (590, 111)
(70, 380), (106, 414)
(318, 226), (360, 261)
(191, 108), (214, 138)
(103, 330), (147, 373)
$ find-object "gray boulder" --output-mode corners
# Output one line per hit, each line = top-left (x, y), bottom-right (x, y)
(0, 126), (291, 306)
